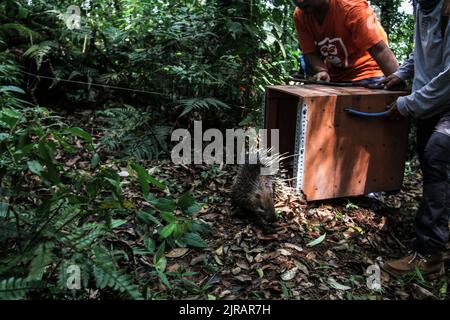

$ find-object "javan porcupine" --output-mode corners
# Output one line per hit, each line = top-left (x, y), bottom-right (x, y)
(231, 163), (277, 225)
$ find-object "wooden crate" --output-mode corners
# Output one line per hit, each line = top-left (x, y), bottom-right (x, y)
(264, 85), (410, 201)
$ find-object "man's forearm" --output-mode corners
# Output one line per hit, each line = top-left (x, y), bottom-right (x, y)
(368, 40), (399, 76)
(304, 53), (328, 74)
(397, 63), (450, 118)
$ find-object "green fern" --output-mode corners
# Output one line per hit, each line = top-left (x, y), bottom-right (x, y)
(23, 41), (58, 69)
(177, 97), (230, 118)
(0, 221), (17, 242)
(96, 106), (171, 160)
(59, 223), (106, 252)
(0, 278), (42, 300)
(0, 53), (21, 84)
(28, 243), (54, 281)
(92, 246), (143, 300)
(0, 23), (42, 44)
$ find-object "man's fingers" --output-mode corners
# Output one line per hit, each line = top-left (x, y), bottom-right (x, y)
(314, 71), (330, 82)
(377, 77), (389, 85)
(384, 79), (398, 89)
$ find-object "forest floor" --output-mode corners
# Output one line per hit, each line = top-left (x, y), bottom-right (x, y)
(66, 110), (449, 300)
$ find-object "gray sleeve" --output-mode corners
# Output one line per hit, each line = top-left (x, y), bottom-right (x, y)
(393, 52), (415, 81)
(396, 23), (450, 119)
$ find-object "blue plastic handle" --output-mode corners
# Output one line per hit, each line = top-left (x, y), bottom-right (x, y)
(345, 108), (390, 117)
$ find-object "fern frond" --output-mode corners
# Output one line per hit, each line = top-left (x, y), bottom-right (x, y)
(0, 23), (42, 43)
(59, 223), (106, 252)
(0, 53), (21, 85)
(178, 97), (229, 117)
(96, 106), (171, 159)
(0, 278), (42, 300)
(28, 243), (54, 281)
(23, 41), (58, 69)
(92, 246), (143, 300)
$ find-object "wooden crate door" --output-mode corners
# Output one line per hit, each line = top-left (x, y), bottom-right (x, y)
(332, 94), (409, 197)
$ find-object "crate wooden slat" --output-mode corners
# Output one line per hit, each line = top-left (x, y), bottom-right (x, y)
(264, 84), (410, 201)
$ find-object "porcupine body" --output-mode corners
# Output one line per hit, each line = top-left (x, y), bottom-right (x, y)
(231, 163), (277, 225)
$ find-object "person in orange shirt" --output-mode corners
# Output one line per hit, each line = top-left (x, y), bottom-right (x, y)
(293, 0), (399, 84)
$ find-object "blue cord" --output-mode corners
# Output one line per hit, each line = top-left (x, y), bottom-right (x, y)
(299, 54), (307, 78)
(345, 108), (391, 117)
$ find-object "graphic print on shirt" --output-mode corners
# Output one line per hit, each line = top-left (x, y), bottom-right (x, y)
(316, 37), (349, 68)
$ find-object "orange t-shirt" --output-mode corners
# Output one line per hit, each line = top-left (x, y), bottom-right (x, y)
(294, 0), (388, 82)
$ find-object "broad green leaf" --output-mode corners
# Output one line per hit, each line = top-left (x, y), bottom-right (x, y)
(1, 108), (21, 118)
(0, 112), (20, 128)
(91, 153), (100, 169)
(160, 212), (176, 224)
(157, 270), (171, 288)
(155, 257), (167, 274)
(154, 242), (166, 263)
(144, 238), (155, 253)
(184, 203), (202, 216)
(105, 177), (121, 193)
(178, 192), (195, 211)
(37, 141), (60, 184)
(0, 133), (10, 142)
(137, 210), (161, 226)
(174, 222), (190, 239)
(130, 162), (165, 197)
(178, 192), (202, 215)
(0, 86), (25, 94)
(27, 160), (44, 175)
(111, 219), (127, 229)
(192, 220), (211, 234)
(150, 198), (177, 212)
(306, 234), (326, 247)
(0, 202), (9, 218)
(160, 223), (177, 238)
(65, 127), (92, 142)
(130, 162), (149, 197)
(183, 232), (207, 248)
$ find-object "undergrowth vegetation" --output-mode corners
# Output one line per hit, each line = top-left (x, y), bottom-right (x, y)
(0, 0), (416, 300)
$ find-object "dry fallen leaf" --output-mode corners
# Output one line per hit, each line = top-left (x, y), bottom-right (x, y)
(280, 267), (298, 281)
(235, 275), (252, 282)
(284, 243), (303, 253)
(215, 245), (224, 256)
(412, 284), (438, 300)
(293, 259), (309, 275)
(236, 261), (250, 270)
(277, 249), (292, 256)
(231, 267), (242, 275)
(167, 263), (181, 272)
(214, 255), (223, 266)
(165, 248), (189, 258)
(190, 255), (206, 266)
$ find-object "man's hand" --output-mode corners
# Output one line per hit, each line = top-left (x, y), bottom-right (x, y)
(378, 74), (405, 90)
(314, 71), (331, 82)
(304, 54), (330, 82)
(386, 101), (403, 120)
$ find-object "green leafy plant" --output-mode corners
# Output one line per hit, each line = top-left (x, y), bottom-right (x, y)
(96, 106), (172, 160)
(0, 103), (209, 299)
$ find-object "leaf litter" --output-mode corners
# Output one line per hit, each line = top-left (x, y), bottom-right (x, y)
(61, 112), (450, 300)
